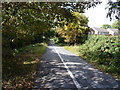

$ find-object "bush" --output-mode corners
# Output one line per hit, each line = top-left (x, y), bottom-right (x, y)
(79, 35), (120, 74)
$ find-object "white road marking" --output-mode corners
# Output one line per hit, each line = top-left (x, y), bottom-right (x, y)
(64, 62), (83, 65)
(53, 45), (82, 89)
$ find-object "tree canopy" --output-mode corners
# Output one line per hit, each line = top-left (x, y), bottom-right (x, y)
(56, 12), (89, 44)
(101, 24), (111, 29)
(106, 1), (120, 20)
(112, 20), (120, 29)
(2, 1), (120, 50)
(2, 2), (101, 50)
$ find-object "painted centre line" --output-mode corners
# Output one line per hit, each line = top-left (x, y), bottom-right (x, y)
(53, 45), (82, 89)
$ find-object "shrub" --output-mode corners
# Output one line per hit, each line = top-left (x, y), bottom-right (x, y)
(79, 35), (120, 74)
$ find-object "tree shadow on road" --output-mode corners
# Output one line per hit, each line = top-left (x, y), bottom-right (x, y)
(34, 44), (119, 89)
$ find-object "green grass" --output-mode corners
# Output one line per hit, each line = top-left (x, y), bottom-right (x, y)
(63, 45), (80, 56)
(3, 43), (47, 89)
(62, 35), (120, 80)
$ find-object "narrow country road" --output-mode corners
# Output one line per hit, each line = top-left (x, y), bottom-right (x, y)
(34, 41), (119, 89)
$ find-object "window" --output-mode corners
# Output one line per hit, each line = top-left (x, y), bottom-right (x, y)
(114, 32), (118, 35)
(100, 32), (109, 35)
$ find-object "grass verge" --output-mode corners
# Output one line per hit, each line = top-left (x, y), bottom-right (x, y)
(3, 43), (47, 89)
(63, 45), (80, 56)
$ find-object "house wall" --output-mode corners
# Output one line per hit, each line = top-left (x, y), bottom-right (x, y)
(109, 31), (119, 35)
(90, 28), (119, 35)
(114, 32), (119, 35)
(95, 31), (98, 34)
(107, 28), (119, 35)
(109, 31), (114, 35)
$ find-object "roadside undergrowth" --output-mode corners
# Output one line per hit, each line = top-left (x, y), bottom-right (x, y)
(3, 43), (47, 89)
(62, 35), (120, 80)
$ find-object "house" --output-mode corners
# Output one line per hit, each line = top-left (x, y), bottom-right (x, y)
(89, 27), (109, 35)
(89, 27), (119, 35)
(107, 28), (119, 35)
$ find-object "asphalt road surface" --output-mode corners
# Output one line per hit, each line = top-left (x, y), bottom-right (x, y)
(34, 41), (119, 89)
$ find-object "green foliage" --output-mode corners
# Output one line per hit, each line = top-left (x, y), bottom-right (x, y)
(101, 24), (111, 29)
(2, 2), (52, 50)
(112, 20), (120, 29)
(53, 36), (65, 44)
(56, 12), (89, 45)
(62, 35), (120, 79)
(79, 35), (120, 75)
(2, 2), (100, 56)
(3, 43), (47, 88)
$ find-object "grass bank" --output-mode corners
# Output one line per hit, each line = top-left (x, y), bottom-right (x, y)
(62, 35), (120, 80)
(63, 45), (80, 56)
(3, 43), (47, 89)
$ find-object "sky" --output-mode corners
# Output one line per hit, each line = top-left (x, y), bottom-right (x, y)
(84, 0), (117, 28)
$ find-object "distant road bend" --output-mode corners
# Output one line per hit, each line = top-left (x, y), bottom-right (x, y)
(34, 40), (119, 89)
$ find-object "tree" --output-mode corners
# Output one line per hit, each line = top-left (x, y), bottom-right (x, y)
(101, 24), (111, 29)
(2, 2), (101, 49)
(2, 2), (52, 49)
(56, 12), (89, 45)
(106, 1), (120, 20)
(112, 20), (120, 29)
